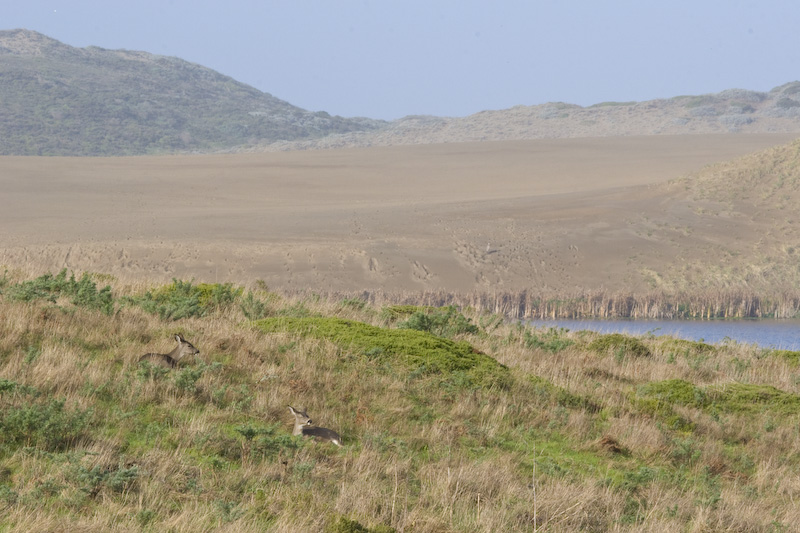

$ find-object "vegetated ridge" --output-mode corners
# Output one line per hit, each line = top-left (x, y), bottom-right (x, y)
(261, 83), (800, 151)
(1, 270), (800, 531)
(0, 29), (384, 156)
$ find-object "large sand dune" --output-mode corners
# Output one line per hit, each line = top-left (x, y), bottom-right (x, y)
(1, 133), (796, 293)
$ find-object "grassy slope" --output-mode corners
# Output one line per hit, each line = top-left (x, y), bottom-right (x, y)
(1, 272), (800, 531)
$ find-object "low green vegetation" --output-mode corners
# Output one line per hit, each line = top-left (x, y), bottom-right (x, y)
(394, 305), (480, 337)
(656, 338), (716, 356)
(0, 270), (799, 531)
(764, 348), (800, 366)
(3, 269), (114, 315)
(254, 316), (509, 389)
(587, 332), (652, 358)
(635, 378), (800, 427)
(124, 279), (242, 320)
(523, 326), (575, 352)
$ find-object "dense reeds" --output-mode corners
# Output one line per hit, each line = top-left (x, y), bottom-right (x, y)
(316, 287), (800, 320)
(1, 270), (800, 531)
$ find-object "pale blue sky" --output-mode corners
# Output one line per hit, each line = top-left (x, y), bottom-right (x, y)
(3, 1), (798, 120)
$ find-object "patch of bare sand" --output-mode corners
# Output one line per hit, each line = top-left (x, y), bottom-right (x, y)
(0, 133), (796, 293)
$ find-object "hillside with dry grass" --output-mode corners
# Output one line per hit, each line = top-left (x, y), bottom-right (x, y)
(642, 138), (800, 293)
(1, 270), (800, 531)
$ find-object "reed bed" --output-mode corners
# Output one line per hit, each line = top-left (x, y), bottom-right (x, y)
(312, 287), (800, 320)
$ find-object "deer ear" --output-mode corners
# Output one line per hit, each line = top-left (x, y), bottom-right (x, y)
(175, 334), (182, 343)
(288, 406), (297, 414)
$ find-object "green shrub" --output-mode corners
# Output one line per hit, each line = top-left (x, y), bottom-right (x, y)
(524, 327), (574, 352)
(73, 463), (140, 495)
(381, 305), (432, 319)
(216, 500), (245, 523)
(240, 291), (271, 320)
(707, 383), (800, 415)
(234, 423), (304, 460)
(634, 379), (800, 423)
(340, 298), (367, 311)
(173, 366), (206, 392)
(632, 379), (702, 431)
(326, 516), (396, 533)
(5, 269), (114, 315)
(764, 349), (800, 366)
(528, 376), (600, 412)
(637, 379), (707, 409)
(254, 317), (509, 389)
(0, 378), (38, 397)
(276, 301), (315, 318)
(128, 279), (242, 320)
(658, 338), (716, 356)
(135, 361), (170, 382)
(397, 305), (480, 338)
(136, 509), (157, 527)
(197, 282), (241, 308)
(0, 484), (18, 506)
(0, 399), (93, 451)
(588, 333), (651, 358)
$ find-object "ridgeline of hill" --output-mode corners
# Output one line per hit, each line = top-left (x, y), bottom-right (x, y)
(2, 29), (800, 155)
(0, 29), (383, 156)
(263, 83), (800, 151)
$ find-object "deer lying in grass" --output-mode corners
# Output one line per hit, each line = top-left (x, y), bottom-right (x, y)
(288, 405), (343, 447)
(138, 334), (200, 368)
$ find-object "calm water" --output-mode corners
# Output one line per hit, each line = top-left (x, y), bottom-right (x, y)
(528, 319), (800, 350)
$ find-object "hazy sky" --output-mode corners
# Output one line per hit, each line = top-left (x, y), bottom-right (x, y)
(3, 1), (798, 120)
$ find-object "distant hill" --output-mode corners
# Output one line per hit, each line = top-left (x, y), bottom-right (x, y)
(2, 29), (800, 156)
(262, 84), (800, 151)
(0, 29), (384, 156)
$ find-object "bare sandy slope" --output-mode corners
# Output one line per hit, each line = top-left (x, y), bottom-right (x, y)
(1, 133), (796, 293)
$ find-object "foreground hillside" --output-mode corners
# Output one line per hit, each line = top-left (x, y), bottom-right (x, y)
(0, 29), (382, 156)
(1, 270), (799, 531)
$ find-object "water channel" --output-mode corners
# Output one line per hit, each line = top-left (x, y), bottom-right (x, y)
(528, 319), (800, 350)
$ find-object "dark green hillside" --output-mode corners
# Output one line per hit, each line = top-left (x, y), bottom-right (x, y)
(0, 29), (384, 155)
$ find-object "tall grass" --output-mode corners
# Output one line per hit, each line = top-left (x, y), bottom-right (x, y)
(1, 270), (800, 531)
(311, 287), (800, 319)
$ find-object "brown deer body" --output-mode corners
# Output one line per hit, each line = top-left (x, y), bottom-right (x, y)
(138, 334), (200, 368)
(288, 405), (343, 446)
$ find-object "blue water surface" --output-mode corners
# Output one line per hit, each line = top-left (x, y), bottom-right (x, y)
(528, 319), (800, 350)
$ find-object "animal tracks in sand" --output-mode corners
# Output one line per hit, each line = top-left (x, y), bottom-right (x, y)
(411, 260), (432, 282)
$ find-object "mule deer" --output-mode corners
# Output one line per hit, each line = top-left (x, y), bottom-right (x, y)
(138, 334), (200, 368)
(288, 405), (342, 446)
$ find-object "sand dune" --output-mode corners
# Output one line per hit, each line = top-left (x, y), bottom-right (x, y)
(1, 133), (796, 293)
